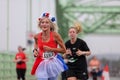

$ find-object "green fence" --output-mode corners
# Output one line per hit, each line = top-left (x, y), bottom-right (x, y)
(0, 52), (36, 80)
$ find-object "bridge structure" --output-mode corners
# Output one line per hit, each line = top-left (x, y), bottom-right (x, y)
(56, 0), (120, 40)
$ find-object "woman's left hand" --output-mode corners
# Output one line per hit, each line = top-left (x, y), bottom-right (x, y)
(43, 45), (52, 52)
(76, 49), (83, 56)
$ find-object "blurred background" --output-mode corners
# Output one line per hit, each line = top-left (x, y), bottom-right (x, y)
(0, 0), (120, 80)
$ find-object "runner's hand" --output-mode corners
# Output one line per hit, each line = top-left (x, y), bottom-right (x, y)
(66, 48), (72, 55)
(76, 49), (83, 56)
(33, 49), (38, 57)
(43, 45), (52, 52)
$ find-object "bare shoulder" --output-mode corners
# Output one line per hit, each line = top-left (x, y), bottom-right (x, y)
(52, 32), (64, 44)
(52, 32), (61, 39)
(34, 33), (40, 39)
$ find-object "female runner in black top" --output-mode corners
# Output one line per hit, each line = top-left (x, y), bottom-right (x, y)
(62, 22), (91, 80)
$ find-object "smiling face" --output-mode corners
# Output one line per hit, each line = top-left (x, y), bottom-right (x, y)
(68, 27), (78, 39)
(39, 17), (51, 31)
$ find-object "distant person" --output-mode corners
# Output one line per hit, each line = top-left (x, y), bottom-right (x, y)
(62, 22), (91, 80)
(13, 46), (28, 80)
(89, 56), (102, 80)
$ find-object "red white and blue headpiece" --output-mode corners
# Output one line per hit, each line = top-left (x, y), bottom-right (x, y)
(38, 13), (55, 22)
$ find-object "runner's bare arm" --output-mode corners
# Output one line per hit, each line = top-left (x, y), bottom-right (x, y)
(51, 32), (66, 53)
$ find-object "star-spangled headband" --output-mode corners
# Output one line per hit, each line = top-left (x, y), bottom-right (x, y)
(38, 13), (55, 22)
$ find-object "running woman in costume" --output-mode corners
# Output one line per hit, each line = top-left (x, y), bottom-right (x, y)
(31, 13), (68, 80)
(13, 46), (28, 80)
(62, 22), (91, 80)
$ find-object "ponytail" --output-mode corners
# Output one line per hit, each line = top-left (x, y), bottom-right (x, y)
(73, 22), (82, 34)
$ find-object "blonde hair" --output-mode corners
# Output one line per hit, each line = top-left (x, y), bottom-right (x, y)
(49, 20), (59, 32)
(70, 22), (82, 34)
(38, 17), (59, 32)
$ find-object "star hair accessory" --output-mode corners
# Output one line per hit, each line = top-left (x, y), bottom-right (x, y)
(38, 12), (55, 22)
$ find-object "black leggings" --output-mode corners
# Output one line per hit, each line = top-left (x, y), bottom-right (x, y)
(16, 68), (26, 80)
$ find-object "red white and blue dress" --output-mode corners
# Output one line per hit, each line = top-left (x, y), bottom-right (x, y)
(31, 32), (68, 78)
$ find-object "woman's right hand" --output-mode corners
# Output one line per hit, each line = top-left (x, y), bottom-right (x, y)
(63, 48), (72, 59)
(33, 49), (38, 57)
(66, 48), (72, 55)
